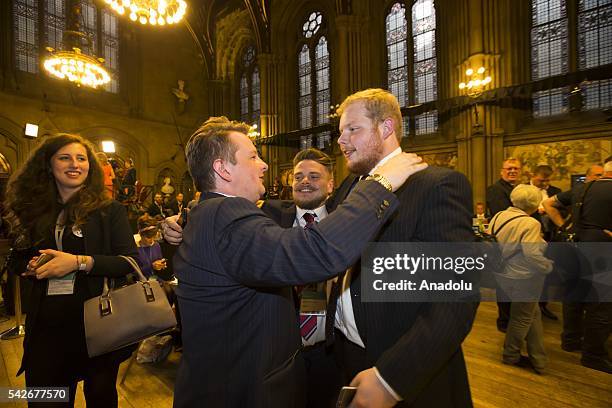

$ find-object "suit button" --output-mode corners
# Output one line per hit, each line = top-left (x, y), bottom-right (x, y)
(382, 200), (390, 207)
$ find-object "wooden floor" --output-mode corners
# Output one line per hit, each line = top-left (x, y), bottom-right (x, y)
(0, 302), (609, 407)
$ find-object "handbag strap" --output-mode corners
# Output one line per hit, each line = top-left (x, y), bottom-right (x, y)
(102, 255), (148, 295)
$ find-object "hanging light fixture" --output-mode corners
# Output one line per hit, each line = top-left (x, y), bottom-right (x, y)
(43, 3), (110, 89)
(105, 0), (187, 26)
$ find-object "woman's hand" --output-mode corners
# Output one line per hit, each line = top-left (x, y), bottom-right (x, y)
(25, 249), (78, 280)
(152, 258), (167, 271)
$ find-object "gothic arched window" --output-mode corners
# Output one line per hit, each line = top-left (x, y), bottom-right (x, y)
(298, 11), (330, 130)
(531, 0), (569, 117)
(385, 1), (438, 137)
(578, 0), (612, 110)
(238, 45), (260, 127)
(13, 0), (120, 93)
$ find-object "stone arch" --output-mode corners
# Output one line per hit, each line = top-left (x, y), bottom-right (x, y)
(216, 8), (255, 80)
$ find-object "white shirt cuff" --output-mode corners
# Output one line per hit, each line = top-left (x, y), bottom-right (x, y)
(373, 366), (403, 401)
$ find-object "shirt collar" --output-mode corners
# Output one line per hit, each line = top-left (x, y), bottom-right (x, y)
(295, 204), (328, 225)
(369, 147), (402, 176)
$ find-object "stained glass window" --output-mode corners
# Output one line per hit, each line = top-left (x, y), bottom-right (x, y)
(531, 0), (569, 116)
(238, 46), (260, 127)
(45, 0), (65, 53)
(415, 111), (438, 136)
(315, 37), (330, 125)
(102, 8), (119, 93)
(13, 0), (120, 92)
(386, 3), (408, 107)
(385, 1), (437, 137)
(298, 12), (330, 130)
(252, 67), (261, 126)
(302, 12), (323, 38)
(578, 0), (612, 110)
(413, 0), (437, 104)
(583, 79), (612, 110)
(14, 0), (39, 73)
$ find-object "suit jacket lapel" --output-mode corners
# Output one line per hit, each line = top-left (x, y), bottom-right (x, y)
(279, 205), (297, 228)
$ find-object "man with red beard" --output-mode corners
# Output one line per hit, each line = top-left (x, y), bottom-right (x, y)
(325, 89), (477, 407)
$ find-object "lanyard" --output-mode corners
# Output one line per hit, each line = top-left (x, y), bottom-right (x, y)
(54, 210), (66, 252)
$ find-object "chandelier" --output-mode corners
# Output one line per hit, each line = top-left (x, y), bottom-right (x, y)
(44, 44), (110, 88)
(42, 3), (110, 89)
(105, 0), (187, 26)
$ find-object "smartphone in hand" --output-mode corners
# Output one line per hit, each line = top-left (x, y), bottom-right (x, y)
(336, 386), (357, 408)
(177, 208), (189, 228)
(34, 253), (53, 268)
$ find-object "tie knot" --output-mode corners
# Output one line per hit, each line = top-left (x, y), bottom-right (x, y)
(303, 212), (316, 225)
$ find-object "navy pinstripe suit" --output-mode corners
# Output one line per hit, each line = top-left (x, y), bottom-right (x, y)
(328, 167), (479, 407)
(173, 182), (398, 408)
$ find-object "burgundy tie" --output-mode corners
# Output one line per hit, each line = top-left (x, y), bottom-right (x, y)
(302, 212), (316, 228)
(299, 212), (317, 339)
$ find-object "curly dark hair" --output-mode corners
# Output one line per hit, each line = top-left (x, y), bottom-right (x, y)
(3, 133), (111, 244)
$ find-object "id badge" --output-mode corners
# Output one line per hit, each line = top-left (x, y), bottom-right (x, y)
(299, 282), (327, 314)
(47, 272), (76, 296)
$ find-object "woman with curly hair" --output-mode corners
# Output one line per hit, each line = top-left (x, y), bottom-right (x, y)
(4, 134), (138, 407)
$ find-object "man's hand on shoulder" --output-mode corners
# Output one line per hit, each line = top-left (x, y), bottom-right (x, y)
(348, 368), (397, 408)
(162, 215), (183, 245)
(376, 153), (428, 192)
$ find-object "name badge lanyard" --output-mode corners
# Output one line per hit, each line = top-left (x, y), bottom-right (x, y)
(47, 210), (77, 296)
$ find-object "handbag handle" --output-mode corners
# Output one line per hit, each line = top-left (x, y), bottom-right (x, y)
(99, 255), (156, 317)
(101, 255), (148, 296)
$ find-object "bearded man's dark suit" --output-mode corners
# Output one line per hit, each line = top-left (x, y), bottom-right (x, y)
(173, 182), (398, 408)
(327, 167), (478, 407)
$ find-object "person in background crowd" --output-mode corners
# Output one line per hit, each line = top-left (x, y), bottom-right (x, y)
(121, 158), (136, 199)
(96, 152), (115, 199)
(487, 157), (522, 332)
(529, 164), (562, 321)
(487, 184), (553, 374)
(169, 193), (185, 217)
(542, 162), (610, 374)
(3, 134), (138, 407)
(147, 192), (167, 219)
(474, 202), (490, 221)
(134, 214), (166, 279)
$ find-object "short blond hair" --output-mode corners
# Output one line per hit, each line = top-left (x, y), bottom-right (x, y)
(336, 88), (403, 142)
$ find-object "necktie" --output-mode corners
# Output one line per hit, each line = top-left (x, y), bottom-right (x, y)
(302, 212), (316, 228)
(299, 212), (318, 339)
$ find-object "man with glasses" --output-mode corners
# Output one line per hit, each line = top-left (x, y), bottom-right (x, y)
(486, 157), (522, 332)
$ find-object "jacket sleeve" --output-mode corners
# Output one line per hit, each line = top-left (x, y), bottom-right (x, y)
(375, 171), (479, 402)
(89, 202), (139, 278)
(215, 181), (398, 287)
(521, 219), (553, 275)
(486, 182), (509, 216)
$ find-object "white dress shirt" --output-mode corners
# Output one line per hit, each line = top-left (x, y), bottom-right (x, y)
(294, 204), (329, 346)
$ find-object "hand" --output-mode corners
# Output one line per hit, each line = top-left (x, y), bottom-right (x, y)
(604, 229), (612, 238)
(348, 368), (397, 408)
(25, 249), (77, 280)
(152, 258), (167, 271)
(162, 215), (183, 245)
(375, 153), (428, 192)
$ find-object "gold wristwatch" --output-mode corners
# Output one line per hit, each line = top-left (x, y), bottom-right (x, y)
(365, 174), (393, 192)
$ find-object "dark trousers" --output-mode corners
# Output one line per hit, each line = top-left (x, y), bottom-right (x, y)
(302, 342), (342, 408)
(562, 302), (612, 359)
(25, 355), (120, 408)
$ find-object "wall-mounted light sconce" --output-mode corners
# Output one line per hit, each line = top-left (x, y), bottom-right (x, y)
(24, 123), (39, 138)
(459, 66), (492, 98)
(247, 123), (261, 140)
(102, 140), (116, 153)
